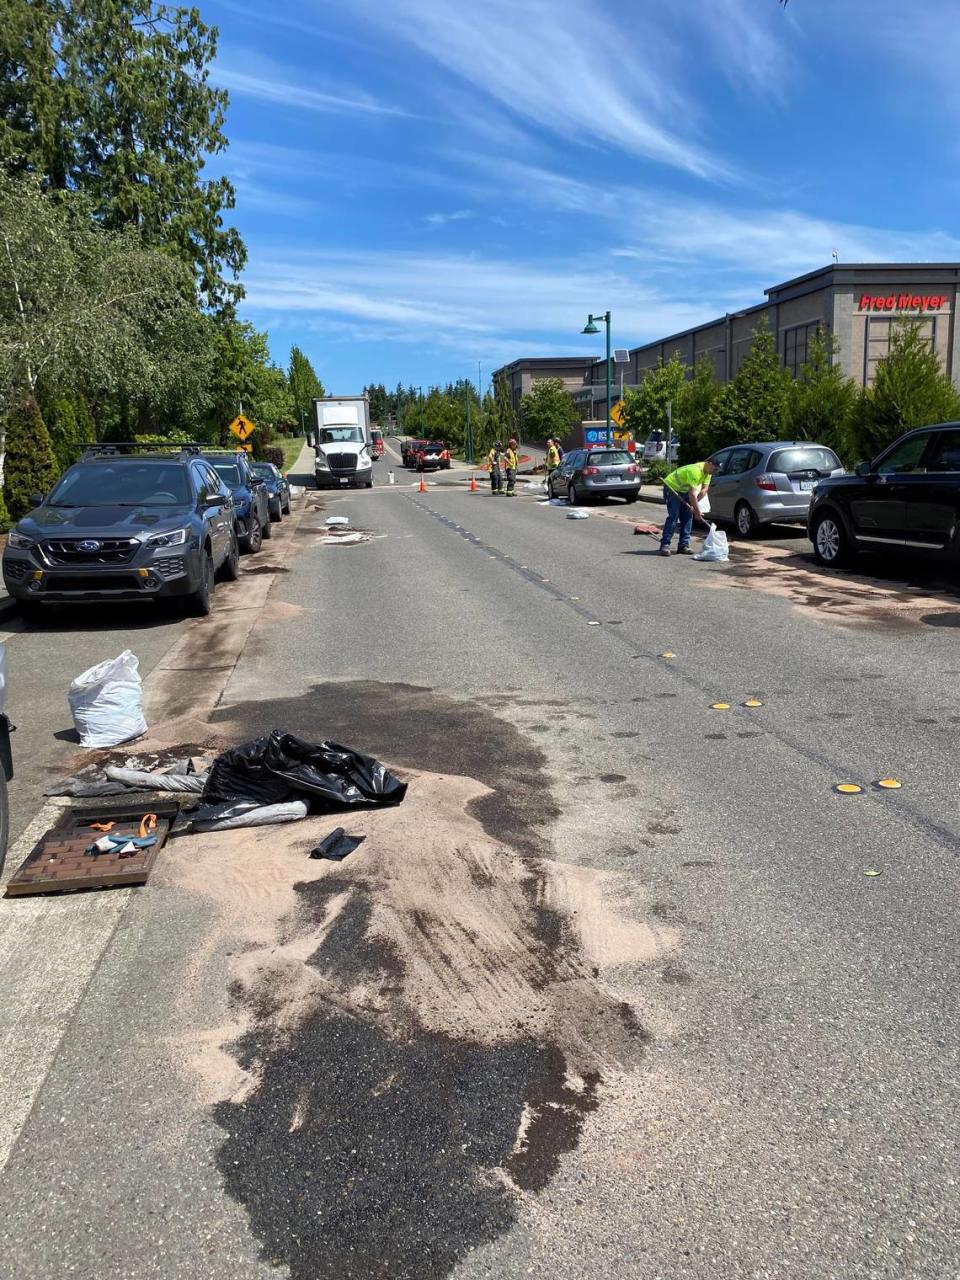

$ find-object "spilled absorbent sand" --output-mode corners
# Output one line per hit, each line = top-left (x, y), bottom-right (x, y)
(163, 768), (673, 1129)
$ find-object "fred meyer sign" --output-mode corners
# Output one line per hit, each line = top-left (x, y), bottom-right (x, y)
(858, 293), (948, 313)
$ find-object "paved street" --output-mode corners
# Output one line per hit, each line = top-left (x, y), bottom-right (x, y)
(1, 469), (959, 1279)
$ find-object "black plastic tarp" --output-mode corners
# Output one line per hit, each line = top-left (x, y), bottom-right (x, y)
(202, 732), (408, 811)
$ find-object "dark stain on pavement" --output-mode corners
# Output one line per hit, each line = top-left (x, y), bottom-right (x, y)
(922, 612), (960, 628)
(599, 772), (627, 783)
(648, 821), (681, 836)
(211, 679), (560, 858)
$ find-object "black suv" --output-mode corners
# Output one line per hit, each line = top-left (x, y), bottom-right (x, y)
(2, 445), (240, 620)
(808, 423), (960, 568)
(200, 450), (272, 551)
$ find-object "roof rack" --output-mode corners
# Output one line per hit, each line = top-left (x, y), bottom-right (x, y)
(79, 442), (202, 460)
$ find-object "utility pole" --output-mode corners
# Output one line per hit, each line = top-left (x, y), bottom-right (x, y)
(465, 381), (473, 465)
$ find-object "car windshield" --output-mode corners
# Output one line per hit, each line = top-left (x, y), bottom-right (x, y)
(211, 462), (243, 486)
(769, 447), (840, 473)
(47, 462), (190, 507)
(251, 464), (275, 479)
(320, 428), (362, 443)
(647, 431), (664, 443)
(587, 451), (632, 466)
(427, 442), (445, 450)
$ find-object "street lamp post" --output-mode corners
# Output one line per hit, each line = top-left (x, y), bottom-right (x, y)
(465, 382), (474, 465)
(581, 311), (612, 447)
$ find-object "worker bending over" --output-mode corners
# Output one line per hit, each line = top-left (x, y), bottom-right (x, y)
(660, 459), (717, 556)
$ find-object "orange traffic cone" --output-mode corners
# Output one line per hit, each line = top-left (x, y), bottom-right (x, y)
(419, 474), (427, 493)
(469, 474), (478, 492)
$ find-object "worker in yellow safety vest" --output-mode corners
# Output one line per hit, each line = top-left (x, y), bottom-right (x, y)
(504, 438), (520, 495)
(545, 437), (561, 472)
(487, 442), (504, 494)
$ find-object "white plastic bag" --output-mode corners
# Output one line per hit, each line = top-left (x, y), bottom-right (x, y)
(693, 523), (729, 562)
(566, 509), (590, 519)
(68, 650), (147, 748)
(699, 493), (711, 515)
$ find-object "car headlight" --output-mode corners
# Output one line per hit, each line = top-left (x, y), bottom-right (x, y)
(147, 528), (189, 547)
(316, 455), (330, 470)
(7, 530), (34, 550)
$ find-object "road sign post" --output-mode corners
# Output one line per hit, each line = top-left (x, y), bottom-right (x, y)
(228, 414), (255, 442)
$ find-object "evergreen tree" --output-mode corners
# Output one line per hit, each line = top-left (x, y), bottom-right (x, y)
(705, 322), (789, 452)
(493, 374), (515, 441)
(3, 396), (59, 518)
(674, 356), (719, 464)
(1, 0), (245, 308)
(367, 383), (389, 424)
(784, 331), (857, 462)
(520, 377), (576, 442)
(288, 346), (324, 429)
(844, 321), (960, 462)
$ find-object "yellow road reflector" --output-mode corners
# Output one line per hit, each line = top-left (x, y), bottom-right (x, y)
(744, 698), (763, 708)
(711, 702), (731, 710)
(834, 783), (863, 795)
(863, 868), (883, 877)
(661, 651), (676, 659)
(875, 778), (902, 790)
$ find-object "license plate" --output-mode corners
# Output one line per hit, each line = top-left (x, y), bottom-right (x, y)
(799, 480), (814, 491)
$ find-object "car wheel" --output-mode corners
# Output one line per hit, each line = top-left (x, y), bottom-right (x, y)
(734, 501), (758, 537)
(16, 599), (48, 624)
(270, 500), (282, 522)
(187, 551), (215, 617)
(568, 482), (580, 505)
(282, 495), (291, 514)
(261, 512), (273, 540)
(244, 513), (262, 554)
(365, 480), (374, 489)
(219, 529), (240, 581)
(624, 492), (638, 504)
(812, 511), (850, 567)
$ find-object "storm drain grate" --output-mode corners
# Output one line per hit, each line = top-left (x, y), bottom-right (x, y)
(4, 802), (180, 897)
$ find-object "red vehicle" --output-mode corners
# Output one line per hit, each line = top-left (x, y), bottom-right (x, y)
(401, 437), (428, 467)
(416, 440), (451, 471)
(370, 428), (385, 459)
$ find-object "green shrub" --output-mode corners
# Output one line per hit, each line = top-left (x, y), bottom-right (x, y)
(644, 458), (672, 484)
(265, 446), (284, 469)
(3, 398), (61, 520)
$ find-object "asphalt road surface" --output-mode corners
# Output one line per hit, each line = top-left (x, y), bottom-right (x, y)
(0, 470), (958, 1280)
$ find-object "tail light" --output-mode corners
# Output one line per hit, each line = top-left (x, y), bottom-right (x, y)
(627, 464), (638, 474)
(755, 474), (777, 491)
(584, 466), (600, 476)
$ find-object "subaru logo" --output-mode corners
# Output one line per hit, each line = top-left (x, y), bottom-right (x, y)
(77, 540), (101, 553)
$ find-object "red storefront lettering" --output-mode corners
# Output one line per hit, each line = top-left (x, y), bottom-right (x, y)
(858, 292), (948, 312)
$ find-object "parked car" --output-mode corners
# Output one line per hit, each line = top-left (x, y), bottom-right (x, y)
(2, 444), (240, 620)
(643, 430), (680, 463)
(706, 441), (844, 536)
(251, 462), (291, 522)
(547, 447), (641, 504)
(201, 449), (272, 550)
(808, 422), (960, 568)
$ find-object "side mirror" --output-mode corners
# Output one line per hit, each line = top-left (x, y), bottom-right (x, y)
(29, 492), (45, 508)
(855, 461), (872, 478)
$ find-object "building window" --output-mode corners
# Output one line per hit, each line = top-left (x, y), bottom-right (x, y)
(782, 321), (824, 377)
(864, 316), (936, 385)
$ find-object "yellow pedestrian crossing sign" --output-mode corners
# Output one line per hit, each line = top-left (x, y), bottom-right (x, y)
(610, 400), (626, 427)
(229, 414), (255, 441)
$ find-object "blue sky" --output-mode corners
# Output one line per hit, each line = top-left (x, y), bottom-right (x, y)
(203, 0), (960, 393)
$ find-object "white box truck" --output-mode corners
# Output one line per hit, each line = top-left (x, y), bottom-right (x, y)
(312, 395), (374, 489)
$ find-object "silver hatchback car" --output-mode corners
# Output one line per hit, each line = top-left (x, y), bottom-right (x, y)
(706, 441), (844, 535)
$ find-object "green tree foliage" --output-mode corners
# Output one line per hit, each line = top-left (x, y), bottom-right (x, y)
(288, 346), (324, 428)
(1, 0), (245, 308)
(205, 319), (292, 443)
(783, 330), (857, 461)
(520, 377), (576, 442)
(41, 390), (92, 469)
(422, 386), (463, 446)
(492, 375), (515, 442)
(622, 356), (686, 444)
(366, 382), (388, 425)
(704, 323), (789, 454)
(3, 395), (59, 518)
(843, 321), (960, 462)
(674, 357), (720, 464)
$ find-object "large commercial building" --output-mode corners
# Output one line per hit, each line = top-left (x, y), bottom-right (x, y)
(490, 356), (597, 418)
(631, 262), (960, 388)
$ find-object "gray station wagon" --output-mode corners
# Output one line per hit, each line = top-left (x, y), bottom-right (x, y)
(706, 441), (844, 535)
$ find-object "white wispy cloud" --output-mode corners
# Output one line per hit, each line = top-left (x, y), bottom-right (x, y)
(693, 0), (797, 100)
(327, 0), (729, 179)
(424, 210), (475, 226)
(211, 51), (408, 118)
